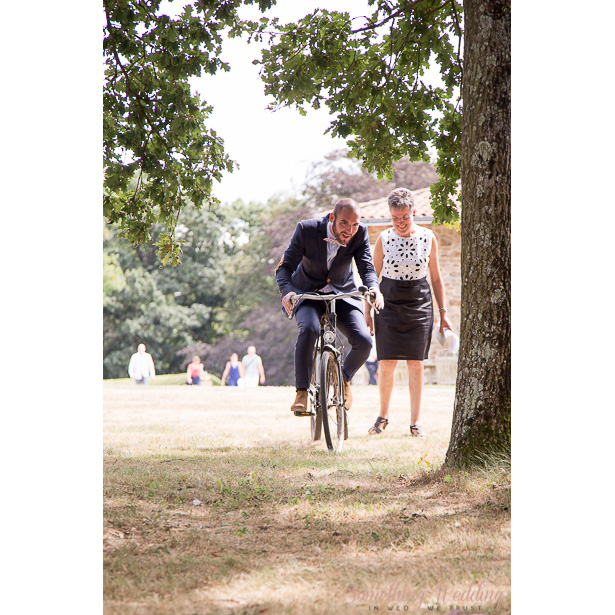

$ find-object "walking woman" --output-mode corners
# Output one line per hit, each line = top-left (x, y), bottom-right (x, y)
(364, 188), (453, 437)
(221, 353), (245, 386)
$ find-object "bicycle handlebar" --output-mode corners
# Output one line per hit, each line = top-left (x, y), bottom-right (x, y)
(287, 286), (379, 319)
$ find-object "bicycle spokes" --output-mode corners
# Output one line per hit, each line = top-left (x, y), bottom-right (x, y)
(321, 350), (345, 452)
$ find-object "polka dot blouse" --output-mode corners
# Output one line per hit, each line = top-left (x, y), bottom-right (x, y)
(380, 226), (434, 280)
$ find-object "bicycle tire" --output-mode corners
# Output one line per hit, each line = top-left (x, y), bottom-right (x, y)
(310, 403), (322, 441)
(310, 347), (322, 441)
(320, 349), (344, 452)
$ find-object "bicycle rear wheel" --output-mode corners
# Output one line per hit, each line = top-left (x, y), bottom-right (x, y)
(320, 349), (344, 452)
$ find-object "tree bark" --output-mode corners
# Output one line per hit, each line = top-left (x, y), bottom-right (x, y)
(445, 0), (511, 466)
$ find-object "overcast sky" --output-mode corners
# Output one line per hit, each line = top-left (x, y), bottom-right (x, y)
(189, 0), (374, 204)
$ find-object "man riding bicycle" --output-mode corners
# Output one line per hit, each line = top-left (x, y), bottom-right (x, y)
(275, 198), (384, 414)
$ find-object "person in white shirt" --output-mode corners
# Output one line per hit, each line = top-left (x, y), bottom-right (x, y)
(241, 345), (265, 387)
(128, 343), (156, 385)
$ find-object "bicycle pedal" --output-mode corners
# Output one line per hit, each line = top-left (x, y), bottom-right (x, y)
(293, 410), (314, 417)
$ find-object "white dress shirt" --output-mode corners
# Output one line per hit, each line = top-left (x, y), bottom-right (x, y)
(319, 221), (342, 294)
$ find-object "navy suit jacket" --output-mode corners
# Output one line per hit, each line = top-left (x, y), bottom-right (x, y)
(275, 214), (379, 311)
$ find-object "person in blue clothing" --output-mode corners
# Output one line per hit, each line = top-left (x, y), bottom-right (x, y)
(221, 353), (245, 386)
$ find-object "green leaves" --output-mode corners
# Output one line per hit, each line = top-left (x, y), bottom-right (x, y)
(103, 0), (243, 263)
(103, 251), (127, 306)
(103, 0), (464, 262)
(254, 0), (464, 223)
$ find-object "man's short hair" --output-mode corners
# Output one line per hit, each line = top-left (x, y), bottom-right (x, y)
(388, 188), (415, 211)
(332, 198), (360, 217)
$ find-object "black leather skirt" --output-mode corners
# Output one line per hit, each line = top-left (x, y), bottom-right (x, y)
(374, 276), (433, 360)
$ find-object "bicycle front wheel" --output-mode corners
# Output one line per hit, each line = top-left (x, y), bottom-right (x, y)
(320, 349), (344, 452)
(310, 346), (322, 441)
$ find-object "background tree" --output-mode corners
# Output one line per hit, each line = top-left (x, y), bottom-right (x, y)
(303, 149), (440, 208)
(256, 0), (511, 466)
(103, 252), (127, 307)
(181, 197), (314, 385)
(105, 206), (228, 341)
(103, 267), (209, 377)
(103, 190), (310, 384)
(103, 200), (266, 378)
(103, 222), (127, 307)
(254, 1), (463, 224)
(103, 0), (273, 264)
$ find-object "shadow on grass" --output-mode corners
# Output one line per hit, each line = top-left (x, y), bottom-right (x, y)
(104, 444), (510, 614)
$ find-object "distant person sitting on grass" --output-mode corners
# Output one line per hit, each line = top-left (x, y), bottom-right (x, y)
(128, 343), (156, 385)
(186, 355), (207, 385)
(221, 353), (245, 386)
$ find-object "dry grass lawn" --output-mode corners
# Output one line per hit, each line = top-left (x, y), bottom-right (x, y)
(104, 382), (510, 615)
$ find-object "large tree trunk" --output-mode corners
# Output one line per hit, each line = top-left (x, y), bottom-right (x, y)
(445, 0), (511, 466)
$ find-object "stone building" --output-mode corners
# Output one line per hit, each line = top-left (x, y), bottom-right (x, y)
(354, 186), (461, 385)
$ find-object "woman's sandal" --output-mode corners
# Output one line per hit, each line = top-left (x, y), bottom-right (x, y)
(368, 416), (389, 435)
(410, 424), (427, 438)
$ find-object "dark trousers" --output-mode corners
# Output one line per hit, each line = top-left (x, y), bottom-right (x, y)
(366, 361), (379, 385)
(294, 299), (372, 389)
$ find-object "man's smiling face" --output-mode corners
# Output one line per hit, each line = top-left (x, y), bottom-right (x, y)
(330, 208), (361, 246)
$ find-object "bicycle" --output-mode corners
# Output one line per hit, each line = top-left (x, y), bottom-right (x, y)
(287, 286), (379, 452)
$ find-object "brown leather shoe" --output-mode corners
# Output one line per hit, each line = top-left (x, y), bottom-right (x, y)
(343, 379), (353, 410)
(291, 390), (308, 413)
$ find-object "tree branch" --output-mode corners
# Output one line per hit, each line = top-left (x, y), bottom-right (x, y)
(350, 0), (432, 34)
(449, 0), (463, 71)
(351, 9), (404, 33)
(104, 0), (137, 98)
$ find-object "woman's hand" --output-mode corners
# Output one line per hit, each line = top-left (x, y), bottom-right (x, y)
(365, 310), (374, 336)
(439, 311), (453, 334)
(370, 288), (384, 311)
(363, 299), (374, 335)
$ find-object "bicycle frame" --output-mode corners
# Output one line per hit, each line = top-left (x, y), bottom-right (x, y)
(288, 286), (377, 386)
(310, 298), (345, 413)
(287, 287), (378, 441)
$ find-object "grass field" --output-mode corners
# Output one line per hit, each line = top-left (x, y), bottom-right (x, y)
(103, 382), (510, 615)
(105, 373), (222, 386)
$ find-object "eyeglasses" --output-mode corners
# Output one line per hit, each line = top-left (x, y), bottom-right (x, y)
(391, 215), (412, 222)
